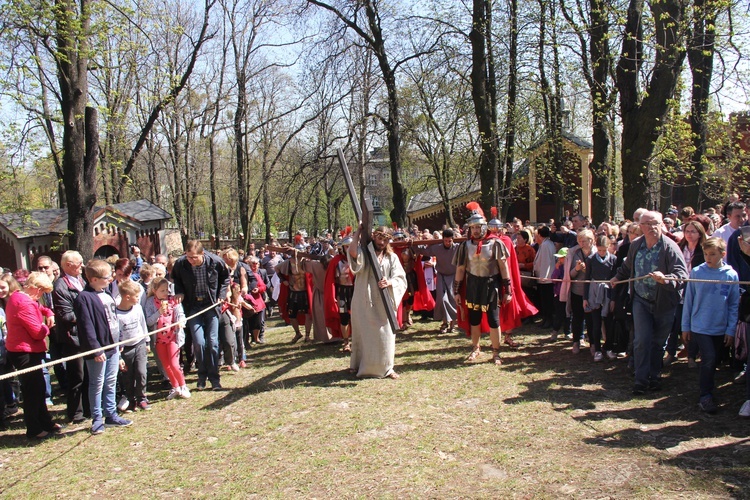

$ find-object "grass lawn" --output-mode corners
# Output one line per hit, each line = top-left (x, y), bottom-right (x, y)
(1, 316), (749, 498)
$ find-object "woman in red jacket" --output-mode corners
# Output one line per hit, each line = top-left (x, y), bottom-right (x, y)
(5, 271), (61, 439)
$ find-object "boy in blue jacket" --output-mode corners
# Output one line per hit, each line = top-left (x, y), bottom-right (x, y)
(682, 237), (740, 414)
(74, 259), (133, 434)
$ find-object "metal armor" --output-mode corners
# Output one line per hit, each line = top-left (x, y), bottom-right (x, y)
(465, 239), (502, 278)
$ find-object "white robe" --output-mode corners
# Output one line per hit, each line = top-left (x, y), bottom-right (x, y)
(348, 247), (407, 378)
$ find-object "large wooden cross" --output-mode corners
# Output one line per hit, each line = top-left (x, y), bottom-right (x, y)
(337, 148), (399, 333)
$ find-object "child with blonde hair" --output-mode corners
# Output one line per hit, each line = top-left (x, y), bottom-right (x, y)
(144, 277), (190, 399)
(225, 282), (246, 368)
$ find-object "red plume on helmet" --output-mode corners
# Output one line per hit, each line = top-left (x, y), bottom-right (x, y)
(339, 226), (352, 239)
(294, 234), (304, 245)
(491, 206), (498, 218)
(466, 201), (484, 219)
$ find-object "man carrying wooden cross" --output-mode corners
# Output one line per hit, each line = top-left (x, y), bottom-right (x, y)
(347, 224), (407, 379)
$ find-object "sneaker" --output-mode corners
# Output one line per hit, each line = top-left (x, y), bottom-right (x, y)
(632, 383), (647, 395)
(572, 342), (580, 354)
(105, 415), (133, 427)
(211, 383), (223, 391)
(699, 396), (718, 414)
(734, 370), (747, 385)
(3, 403), (18, 418)
(138, 400), (152, 411)
(196, 381), (206, 391)
(549, 331), (559, 341)
(739, 400), (750, 418)
(180, 386), (191, 399)
(606, 350), (617, 360)
(117, 396), (130, 412)
(91, 419), (105, 435)
(239, 360), (246, 368)
(166, 388), (180, 400)
(593, 351), (603, 362)
(231, 363), (240, 372)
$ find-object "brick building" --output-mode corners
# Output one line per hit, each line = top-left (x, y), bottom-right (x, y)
(0, 199), (171, 271)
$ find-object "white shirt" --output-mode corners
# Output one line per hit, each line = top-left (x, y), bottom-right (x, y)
(712, 223), (737, 245)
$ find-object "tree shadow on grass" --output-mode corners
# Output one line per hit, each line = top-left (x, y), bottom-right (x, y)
(495, 327), (750, 494)
(201, 339), (479, 411)
(201, 349), (357, 411)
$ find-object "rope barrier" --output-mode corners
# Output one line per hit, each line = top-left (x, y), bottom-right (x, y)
(2, 272), (745, 381)
(0, 300), (223, 382)
(522, 274), (750, 286)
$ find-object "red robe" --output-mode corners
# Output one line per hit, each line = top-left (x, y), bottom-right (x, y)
(456, 233), (538, 335)
(497, 233), (537, 331)
(276, 262), (314, 325)
(323, 254), (349, 339)
(393, 248), (436, 328)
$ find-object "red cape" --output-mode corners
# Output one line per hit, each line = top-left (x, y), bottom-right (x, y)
(276, 264), (314, 325)
(323, 254), (347, 339)
(412, 257), (436, 312)
(393, 248), (436, 328)
(456, 233), (538, 335)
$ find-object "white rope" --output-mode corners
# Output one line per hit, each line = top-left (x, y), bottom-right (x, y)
(523, 274), (750, 286)
(0, 300), (222, 381)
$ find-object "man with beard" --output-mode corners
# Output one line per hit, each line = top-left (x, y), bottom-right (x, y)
(347, 224), (406, 378)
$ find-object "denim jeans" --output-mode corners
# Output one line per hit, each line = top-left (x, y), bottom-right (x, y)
(632, 296), (675, 387)
(693, 333), (725, 399)
(188, 306), (220, 385)
(86, 350), (120, 422)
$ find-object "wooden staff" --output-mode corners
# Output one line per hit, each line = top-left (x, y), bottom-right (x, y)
(391, 237), (466, 248)
(337, 148), (399, 333)
(266, 245), (324, 260)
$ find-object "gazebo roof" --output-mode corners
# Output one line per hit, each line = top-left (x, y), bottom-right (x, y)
(0, 199), (172, 240)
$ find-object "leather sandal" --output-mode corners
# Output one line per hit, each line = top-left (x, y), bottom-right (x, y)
(467, 347), (482, 362)
(504, 335), (519, 348)
(492, 348), (502, 365)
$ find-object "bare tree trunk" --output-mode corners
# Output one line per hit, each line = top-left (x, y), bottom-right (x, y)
(55, 0), (97, 261)
(470, 0), (499, 210)
(500, 0), (518, 220)
(686, 0), (717, 209)
(616, 0), (687, 216)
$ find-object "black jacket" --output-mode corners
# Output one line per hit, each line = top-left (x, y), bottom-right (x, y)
(172, 251), (230, 311)
(53, 275), (83, 347)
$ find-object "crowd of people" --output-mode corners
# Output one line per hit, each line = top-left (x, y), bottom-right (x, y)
(1, 196), (750, 440)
